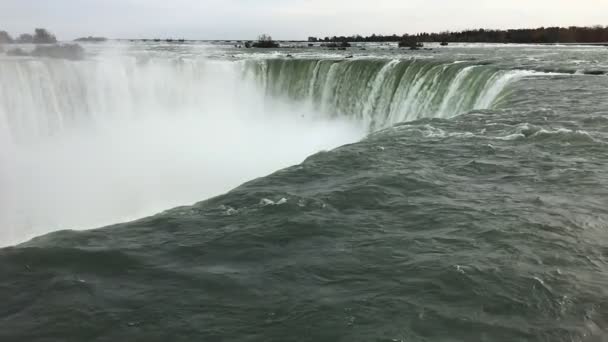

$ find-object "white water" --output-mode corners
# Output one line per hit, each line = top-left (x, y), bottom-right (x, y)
(249, 59), (529, 130)
(0, 54), (365, 246)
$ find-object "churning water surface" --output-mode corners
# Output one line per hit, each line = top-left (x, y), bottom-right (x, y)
(1, 42), (607, 341)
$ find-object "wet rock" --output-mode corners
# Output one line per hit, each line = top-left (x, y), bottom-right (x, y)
(252, 41), (279, 48)
(583, 70), (606, 76)
(322, 41), (351, 49)
(399, 40), (423, 50)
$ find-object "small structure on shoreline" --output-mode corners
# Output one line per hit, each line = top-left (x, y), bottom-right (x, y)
(74, 36), (108, 43)
(252, 34), (279, 48)
(322, 41), (351, 49)
(399, 40), (424, 50)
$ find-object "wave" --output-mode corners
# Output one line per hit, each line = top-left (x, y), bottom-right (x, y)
(513, 124), (598, 144)
(371, 121), (602, 146)
(532, 67), (607, 76)
(244, 58), (530, 130)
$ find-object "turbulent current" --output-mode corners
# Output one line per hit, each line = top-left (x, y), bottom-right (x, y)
(1, 42), (608, 341)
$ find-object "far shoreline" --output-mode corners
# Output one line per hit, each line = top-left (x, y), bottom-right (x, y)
(112, 39), (608, 47)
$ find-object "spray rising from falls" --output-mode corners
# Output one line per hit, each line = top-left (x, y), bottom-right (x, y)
(0, 56), (364, 246)
(245, 58), (526, 130)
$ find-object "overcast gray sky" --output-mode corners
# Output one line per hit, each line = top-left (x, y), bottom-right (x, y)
(1, 0), (607, 40)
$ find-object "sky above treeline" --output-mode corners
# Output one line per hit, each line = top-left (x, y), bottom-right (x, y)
(1, 0), (606, 40)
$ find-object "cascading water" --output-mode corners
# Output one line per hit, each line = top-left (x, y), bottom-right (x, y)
(0, 55), (365, 246)
(0, 51), (527, 247)
(245, 58), (527, 130)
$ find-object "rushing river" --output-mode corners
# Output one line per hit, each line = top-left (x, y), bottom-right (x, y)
(1, 42), (607, 341)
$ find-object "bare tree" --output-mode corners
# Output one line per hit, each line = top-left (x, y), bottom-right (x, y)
(33, 28), (57, 44)
(0, 31), (13, 44)
(253, 34), (279, 48)
(258, 34), (273, 42)
(17, 33), (34, 43)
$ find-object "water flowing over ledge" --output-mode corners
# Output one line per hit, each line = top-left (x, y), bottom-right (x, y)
(0, 56), (365, 245)
(0, 53), (531, 245)
(245, 58), (529, 130)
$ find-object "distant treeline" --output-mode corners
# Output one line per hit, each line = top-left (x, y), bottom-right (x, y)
(309, 26), (608, 44)
(0, 28), (57, 44)
(0, 28), (109, 45)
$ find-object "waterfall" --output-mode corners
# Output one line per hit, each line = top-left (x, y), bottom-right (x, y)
(245, 58), (526, 130)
